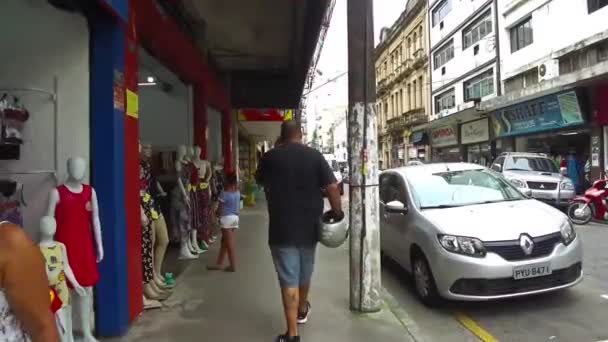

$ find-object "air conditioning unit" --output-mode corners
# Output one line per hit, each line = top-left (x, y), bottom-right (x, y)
(538, 59), (560, 82)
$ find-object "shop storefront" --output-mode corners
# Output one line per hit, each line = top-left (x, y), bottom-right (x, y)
(461, 118), (491, 166)
(491, 90), (589, 190)
(431, 125), (460, 162)
(409, 131), (429, 161)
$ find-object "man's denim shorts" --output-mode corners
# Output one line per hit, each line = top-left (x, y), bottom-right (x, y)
(270, 245), (317, 288)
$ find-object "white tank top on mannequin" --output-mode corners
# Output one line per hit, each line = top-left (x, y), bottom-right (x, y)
(0, 221), (30, 341)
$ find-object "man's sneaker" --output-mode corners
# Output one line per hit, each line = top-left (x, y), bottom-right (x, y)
(297, 302), (311, 324)
(275, 334), (300, 342)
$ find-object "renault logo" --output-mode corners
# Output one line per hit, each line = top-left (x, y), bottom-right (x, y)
(520, 235), (534, 255)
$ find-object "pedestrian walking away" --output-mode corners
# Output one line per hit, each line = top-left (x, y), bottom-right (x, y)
(207, 172), (241, 272)
(257, 121), (343, 342)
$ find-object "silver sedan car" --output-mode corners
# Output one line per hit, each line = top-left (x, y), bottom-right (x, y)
(380, 163), (583, 306)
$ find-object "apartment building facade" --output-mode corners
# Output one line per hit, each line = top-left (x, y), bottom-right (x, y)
(428, 0), (500, 165)
(479, 0), (608, 188)
(375, 0), (430, 169)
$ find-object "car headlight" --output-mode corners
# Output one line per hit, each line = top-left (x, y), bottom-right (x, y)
(560, 220), (576, 245)
(438, 234), (486, 258)
(510, 179), (527, 188)
(560, 181), (575, 190)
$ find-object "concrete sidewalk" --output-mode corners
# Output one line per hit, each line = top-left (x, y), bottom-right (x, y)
(107, 201), (416, 341)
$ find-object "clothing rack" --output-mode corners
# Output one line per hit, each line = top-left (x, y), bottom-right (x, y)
(0, 77), (59, 184)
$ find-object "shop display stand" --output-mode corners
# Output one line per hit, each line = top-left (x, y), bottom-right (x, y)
(0, 77), (59, 184)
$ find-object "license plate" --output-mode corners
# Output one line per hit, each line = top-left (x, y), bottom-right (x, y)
(513, 262), (552, 280)
(533, 191), (554, 200)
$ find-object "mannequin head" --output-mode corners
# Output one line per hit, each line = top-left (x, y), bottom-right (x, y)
(177, 145), (187, 161)
(67, 157), (87, 182)
(188, 146), (195, 160)
(142, 143), (153, 160)
(194, 146), (202, 160)
(40, 216), (57, 239)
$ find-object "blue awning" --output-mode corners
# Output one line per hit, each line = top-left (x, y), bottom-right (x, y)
(411, 131), (428, 145)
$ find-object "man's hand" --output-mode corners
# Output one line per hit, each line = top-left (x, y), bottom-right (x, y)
(325, 183), (343, 217)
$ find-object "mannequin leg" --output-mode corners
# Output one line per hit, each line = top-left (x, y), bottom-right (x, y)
(59, 305), (74, 342)
(76, 287), (98, 342)
(191, 230), (205, 253)
(150, 219), (171, 289)
(153, 215), (170, 281)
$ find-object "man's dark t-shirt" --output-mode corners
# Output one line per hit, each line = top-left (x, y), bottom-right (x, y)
(257, 143), (336, 247)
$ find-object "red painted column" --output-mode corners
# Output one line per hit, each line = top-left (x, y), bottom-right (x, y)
(193, 84), (208, 159)
(124, 2), (143, 320)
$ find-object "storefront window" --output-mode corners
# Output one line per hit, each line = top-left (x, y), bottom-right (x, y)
(466, 144), (491, 166)
(432, 147), (460, 162)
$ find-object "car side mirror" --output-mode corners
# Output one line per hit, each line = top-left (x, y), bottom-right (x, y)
(386, 200), (408, 215)
(560, 167), (568, 177)
(492, 164), (502, 172)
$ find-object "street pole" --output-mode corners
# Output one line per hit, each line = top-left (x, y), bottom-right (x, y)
(347, 0), (382, 312)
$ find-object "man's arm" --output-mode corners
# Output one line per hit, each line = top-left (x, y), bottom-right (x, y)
(0, 224), (60, 342)
(318, 154), (343, 216)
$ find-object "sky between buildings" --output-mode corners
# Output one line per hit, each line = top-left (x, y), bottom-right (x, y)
(305, 0), (407, 137)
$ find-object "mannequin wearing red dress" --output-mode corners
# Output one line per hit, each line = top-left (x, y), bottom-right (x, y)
(47, 157), (103, 342)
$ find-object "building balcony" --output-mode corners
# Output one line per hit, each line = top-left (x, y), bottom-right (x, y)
(413, 49), (428, 69)
(386, 108), (428, 132)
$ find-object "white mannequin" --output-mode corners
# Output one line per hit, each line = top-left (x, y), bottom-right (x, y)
(174, 145), (198, 259)
(187, 146), (206, 254)
(47, 157), (103, 342)
(39, 216), (86, 342)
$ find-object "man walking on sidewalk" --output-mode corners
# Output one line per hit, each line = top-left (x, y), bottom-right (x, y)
(257, 121), (343, 342)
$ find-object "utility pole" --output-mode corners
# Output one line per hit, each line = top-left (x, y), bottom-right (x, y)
(347, 0), (382, 312)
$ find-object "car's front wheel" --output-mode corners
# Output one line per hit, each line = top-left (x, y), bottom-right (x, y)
(412, 253), (441, 307)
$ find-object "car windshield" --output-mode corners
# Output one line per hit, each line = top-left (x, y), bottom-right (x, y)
(405, 168), (525, 209)
(504, 156), (558, 173)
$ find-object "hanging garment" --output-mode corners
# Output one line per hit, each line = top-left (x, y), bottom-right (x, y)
(140, 161), (157, 284)
(40, 244), (70, 308)
(197, 183), (211, 241)
(54, 184), (99, 288)
(0, 222), (30, 341)
(0, 182), (24, 226)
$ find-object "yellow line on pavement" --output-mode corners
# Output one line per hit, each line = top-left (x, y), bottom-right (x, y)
(454, 312), (499, 342)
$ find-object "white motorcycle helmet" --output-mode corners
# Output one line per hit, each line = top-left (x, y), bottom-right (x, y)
(319, 210), (349, 248)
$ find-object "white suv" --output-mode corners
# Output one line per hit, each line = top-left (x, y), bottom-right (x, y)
(491, 152), (575, 208)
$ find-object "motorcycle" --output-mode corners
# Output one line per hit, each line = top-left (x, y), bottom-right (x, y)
(567, 175), (608, 225)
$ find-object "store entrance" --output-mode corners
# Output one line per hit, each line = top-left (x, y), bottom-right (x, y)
(518, 129), (591, 193)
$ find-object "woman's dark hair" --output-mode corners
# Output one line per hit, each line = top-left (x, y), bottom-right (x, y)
(225, 172), (238, 186)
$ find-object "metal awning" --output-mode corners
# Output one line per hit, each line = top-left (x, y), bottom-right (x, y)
(164, 0), (331, 108)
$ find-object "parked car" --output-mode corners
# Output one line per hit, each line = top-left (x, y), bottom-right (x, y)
(490, 152), (575, 208)
(380, 163), (582, 306)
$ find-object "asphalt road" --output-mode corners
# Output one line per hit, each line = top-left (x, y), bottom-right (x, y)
(382, 221), (608, 342)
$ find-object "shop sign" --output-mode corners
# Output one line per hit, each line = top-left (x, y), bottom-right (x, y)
(237, 109), (294, 122)
(592, 135), (600, 167)
(408, 146), (417, 158)
(431, 125), (457, 147)
(126, 90), (138, 119)
(461, 119), (489, 145)
(491, 90), (584, 137)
